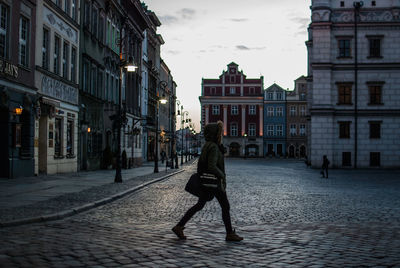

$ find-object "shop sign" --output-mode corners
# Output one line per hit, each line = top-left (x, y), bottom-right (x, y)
(41, 75), (78, 105)
(0, 59), (18, 78)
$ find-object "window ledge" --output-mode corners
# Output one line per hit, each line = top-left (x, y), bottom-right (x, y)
(367, 103), (384, 106)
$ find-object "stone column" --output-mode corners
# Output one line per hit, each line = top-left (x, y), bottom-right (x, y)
(241, 105), (246, 135)
(259, 105), (263, 136)
(205, 105), (209, 125)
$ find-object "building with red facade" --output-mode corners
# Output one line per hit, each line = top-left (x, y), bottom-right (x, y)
(199, 62), (264, 157)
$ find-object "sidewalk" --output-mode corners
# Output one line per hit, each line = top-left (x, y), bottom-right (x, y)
(0, 159), (195, 227)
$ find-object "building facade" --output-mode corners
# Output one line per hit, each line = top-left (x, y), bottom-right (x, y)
(286, 76), (308, 158)
(0, 0), (37, 178)
(307, 0), (400, 168)
(200, 62), (264, 157)
(34, 0), (79, 175)
(263, 83), (287, 157)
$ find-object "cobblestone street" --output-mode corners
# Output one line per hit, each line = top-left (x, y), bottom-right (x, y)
(1, 159), (400, 267)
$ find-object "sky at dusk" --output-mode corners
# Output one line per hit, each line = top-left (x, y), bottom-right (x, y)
(143, 0), (311, 132)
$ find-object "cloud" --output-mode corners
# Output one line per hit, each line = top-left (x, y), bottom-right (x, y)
(236, 45), (266, 51)
(178, 8), (196, 20)
(227, 18), (249, 22)
(159, 15), (179, 25)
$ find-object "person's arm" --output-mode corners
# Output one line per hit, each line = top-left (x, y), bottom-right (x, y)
(207, 145), (225, 179)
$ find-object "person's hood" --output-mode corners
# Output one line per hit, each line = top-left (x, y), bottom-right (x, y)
(204, 121), (223, 143)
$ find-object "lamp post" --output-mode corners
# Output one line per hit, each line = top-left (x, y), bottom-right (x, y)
(175, 100), (182, 169)
(114, 18), (137, 183)
(154, 81), (168, 173)
(180, 110), (189, 165)
(243, 133), (247, 159)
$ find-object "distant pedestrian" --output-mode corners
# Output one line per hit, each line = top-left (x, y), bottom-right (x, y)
(172, 121), (243, 242)
(321, 155), (330, 178)
(161, 150), (166, 164)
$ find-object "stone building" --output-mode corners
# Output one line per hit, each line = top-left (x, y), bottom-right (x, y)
(263, 83), (287, 157)
(200, 62), (264, 157)
(307, 0), (400, 168)
(34, 0), (79, 175)
(286, 76), (308, 158)
(0, 0), (37, 178)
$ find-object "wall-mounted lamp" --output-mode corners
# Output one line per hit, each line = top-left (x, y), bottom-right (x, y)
(14, 106), (23, 115)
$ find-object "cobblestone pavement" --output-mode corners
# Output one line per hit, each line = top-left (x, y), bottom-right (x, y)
(1, 159), (400, 267)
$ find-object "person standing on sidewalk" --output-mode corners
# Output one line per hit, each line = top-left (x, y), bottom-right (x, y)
(321, 155), (330, 178)
(172, 121), (243, 242)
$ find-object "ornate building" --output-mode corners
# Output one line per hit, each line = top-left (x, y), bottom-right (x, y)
(286, 76), (308, 158)
(263, 83), (287, 157)
(307, 0), (400, 168)
(200, 62), (264, 157)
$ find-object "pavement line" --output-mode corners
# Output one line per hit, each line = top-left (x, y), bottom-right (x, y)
(0, 169), (185, 228)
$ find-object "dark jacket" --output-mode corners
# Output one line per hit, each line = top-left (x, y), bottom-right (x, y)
(197, 122), (226, 190)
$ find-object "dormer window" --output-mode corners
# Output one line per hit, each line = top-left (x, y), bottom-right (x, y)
(229, 68), (236, 74)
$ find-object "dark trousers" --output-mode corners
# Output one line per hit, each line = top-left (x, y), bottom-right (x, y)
(178, 190), (233, 234)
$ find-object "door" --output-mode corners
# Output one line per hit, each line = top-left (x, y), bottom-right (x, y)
(267, 144), (273, 156)
(277, 144), (282, 156)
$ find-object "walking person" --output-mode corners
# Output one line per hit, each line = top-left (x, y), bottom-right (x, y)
(321, 155), (330, 178)
(172, 121), (243, 241)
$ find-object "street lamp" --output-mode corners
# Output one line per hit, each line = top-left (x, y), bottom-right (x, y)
(180, 110), (189, 165)
(154, 82), (168, 173)
(114, 19), (137, 183)
(243, 133), (247, 159)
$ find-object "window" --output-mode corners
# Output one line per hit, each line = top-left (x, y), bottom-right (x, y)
(231, 105), (238, 115)
(230, 87), (235, 94)
(300, 93), (306, 100)
(290, 106), (296, 116)
(300, 124), (306, 136)
(71, 47), (76, 82)
(83, 60), (90, 92)
(267, 106), (274, 117)
(276, 92), (282, 100)
(249, 87), (255, 95)
(268, 92), (273, 100)
(71, 0), (76, 20)
(339, 121), (351, 138)
(116, 29), (120, 53)
(64, 0), (71, 15)
(67, 119), (74, 156)
(267, 125), (274, 136)
(370, 152), (380, 167)
(0, 3), (9, 58)
(338, 83), (352, 104)
(97, 70), (103, 99)
(212, 105), (220, 115)
(340, 1), (344, 7)
(54, 35), (60, 75)
(106, 19), (111, 46)
(290, 124), (297, 136)
(369, 121), (381, 139)
(62, 41), (69, 79)
(338, 39), (351, 57)
(368, 38), (381, 58)
(42, 28), (49, 70)
(300, 106), (306, 116)
(105, 73), (109, 101)
(230, 76), (235, 83)
(249, 105), (256, 115)
(342, 152), (351, 166)
(55, 0), (61, 7)
(91, 66), (97, 96)
(371, 1), (376, 6)
(91, 7), (98, 37)
(368, 85), (382, 104)
(54, 117), (62, 157)
(276, 107), (283, 117)
(230, 123), (238, 136)
(84, 0), (90, 28)
(210, 87), (216, 95)
(276, 125), (283, 136)
(19, 16), (29, 66)
(249, 124), (256, 136)
(99, 16), (104, 43)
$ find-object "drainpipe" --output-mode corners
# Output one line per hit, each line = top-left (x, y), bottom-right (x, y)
(353, 1), (363, 169)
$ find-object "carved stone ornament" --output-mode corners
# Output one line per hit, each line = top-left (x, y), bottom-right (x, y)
(312, 10), (331, 22)
(332, 10), (399, 23)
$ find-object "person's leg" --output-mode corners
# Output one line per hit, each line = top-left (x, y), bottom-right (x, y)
(214, 190), (233, 234)
(177, 198), (207, 227)
(326, 168), (328, 178)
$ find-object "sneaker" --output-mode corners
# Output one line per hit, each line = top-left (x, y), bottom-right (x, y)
(172, 225), (186, 240)
(226, 230), (243, 242)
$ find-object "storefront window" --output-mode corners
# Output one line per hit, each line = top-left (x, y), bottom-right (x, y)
(54, 117), (62, 157)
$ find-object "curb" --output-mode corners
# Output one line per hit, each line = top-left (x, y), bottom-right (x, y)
(0, 169), (185, 228)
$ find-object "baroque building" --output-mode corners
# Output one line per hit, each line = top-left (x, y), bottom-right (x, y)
(307, 0), (400, 168)
(263, 83), (287, 157)
(200, 62), (264, 157)
(0, 0), (37, 178)
(34, 0), (79, 175)
(286, 76), (308, 158)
